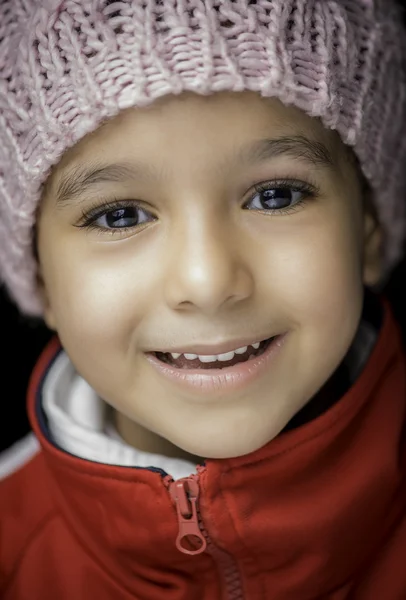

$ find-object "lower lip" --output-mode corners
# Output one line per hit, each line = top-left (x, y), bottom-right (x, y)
(145, 335), (287, 397)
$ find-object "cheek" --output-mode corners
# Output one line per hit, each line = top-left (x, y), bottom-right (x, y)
(39, 233), (159, 352)
(258, 207), (364, 338)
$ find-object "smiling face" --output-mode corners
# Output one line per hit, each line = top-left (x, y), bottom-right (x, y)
(37, 91), (380, 461)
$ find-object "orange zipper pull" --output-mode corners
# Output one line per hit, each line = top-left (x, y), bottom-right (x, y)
(169, 478), (207, 555)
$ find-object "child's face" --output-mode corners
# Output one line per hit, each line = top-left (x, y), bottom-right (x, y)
(37, 91), (377, 460)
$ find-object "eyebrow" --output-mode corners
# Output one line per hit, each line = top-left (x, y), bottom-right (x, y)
(54, 135), (334, 206)
(240, 135), (335, 170)
(54, 161), (148, 207)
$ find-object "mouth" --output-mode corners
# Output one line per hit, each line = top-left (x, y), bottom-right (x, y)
(145, 334), (286, 396)
(151, 337), (275, 370)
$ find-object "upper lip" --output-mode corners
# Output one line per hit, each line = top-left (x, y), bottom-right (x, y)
(150, 334), (277, 356)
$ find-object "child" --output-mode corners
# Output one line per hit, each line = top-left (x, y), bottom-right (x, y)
(1, 0), (406, 598)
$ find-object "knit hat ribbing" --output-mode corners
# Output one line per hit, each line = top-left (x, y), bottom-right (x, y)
(1, 0), (406, 315)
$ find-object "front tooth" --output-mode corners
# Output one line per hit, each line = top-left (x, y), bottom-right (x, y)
(217, 351), (236, 361)
(234, 346), (248, 355)
(170, 353), (181, 359)
(184, 353), (198, 360)
(251, 342), (260, 349)
(198, 355), (219, 363)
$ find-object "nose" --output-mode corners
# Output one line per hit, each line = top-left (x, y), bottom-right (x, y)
(163, 219), (254, 315)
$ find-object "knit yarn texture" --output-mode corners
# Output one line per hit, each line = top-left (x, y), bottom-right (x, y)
(1, 0), (406, 315)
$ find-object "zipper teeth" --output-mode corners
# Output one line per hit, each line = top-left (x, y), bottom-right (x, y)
(197, 505), (244, 600)
(166, 472), (244, 600)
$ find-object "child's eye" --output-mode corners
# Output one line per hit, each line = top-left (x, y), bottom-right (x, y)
(244, 180), (317, 214)
(96, 206), (149, 229)
(77, 201), (156, 232)
(77, 179), (317, 234)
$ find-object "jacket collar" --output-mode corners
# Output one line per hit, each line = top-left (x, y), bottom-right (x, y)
(27, 298), (405, 597)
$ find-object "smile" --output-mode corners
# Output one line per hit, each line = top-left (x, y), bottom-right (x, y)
(153, 338), (273, 370)
(145, 334), (287, 397)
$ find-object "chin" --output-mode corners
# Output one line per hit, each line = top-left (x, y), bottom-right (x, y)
(180, 429), (278, 461)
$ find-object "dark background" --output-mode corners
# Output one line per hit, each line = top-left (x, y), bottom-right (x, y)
(1, 0), (406, 453)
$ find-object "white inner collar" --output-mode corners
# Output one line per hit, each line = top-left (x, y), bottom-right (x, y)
(42, 351), (197, 481)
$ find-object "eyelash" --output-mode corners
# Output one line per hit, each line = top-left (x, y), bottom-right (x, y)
(245, 178), (318, 215)
(77, 198), (153, 234)
(76, 178), (320, 234)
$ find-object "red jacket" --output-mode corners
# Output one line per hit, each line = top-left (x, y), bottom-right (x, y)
(1, 302), (406, 600)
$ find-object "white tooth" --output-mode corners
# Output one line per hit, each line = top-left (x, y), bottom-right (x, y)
(251, 342), (260, 349)
(234, 346), (248, 355)
(184, 353), (198, 360)
(170, 353), (181, 359)
(198, 355), (219, 363)
(217, 351), (236, 361)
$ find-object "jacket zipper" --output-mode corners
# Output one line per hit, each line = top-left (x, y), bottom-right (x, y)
(166, 470), (244, 600)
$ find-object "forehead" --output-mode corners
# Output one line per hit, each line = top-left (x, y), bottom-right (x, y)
(44, 92), (344, 203)
(47, 91), (345, 198)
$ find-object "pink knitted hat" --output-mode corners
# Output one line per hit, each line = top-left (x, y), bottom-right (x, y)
(1, 0), (406, 316)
